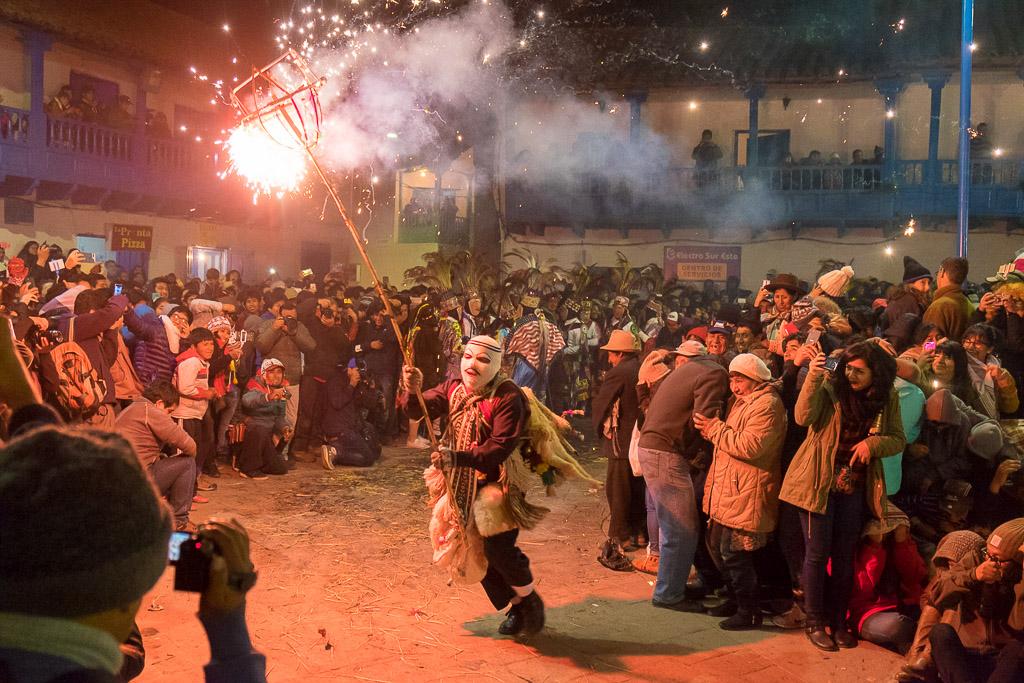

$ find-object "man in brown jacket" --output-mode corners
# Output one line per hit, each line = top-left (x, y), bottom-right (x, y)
(927, 518), (1024, 682)
(923, 257), (973, 341)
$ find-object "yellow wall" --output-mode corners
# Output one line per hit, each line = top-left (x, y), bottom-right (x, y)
(504, 226), (1022, 292)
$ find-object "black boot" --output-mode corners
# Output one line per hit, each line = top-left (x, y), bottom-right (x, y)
(832, 622), (858, 649)
(517, 590), (545, 636)
(719, 610), (762, 631)
(498, 603), (523, 636)
(806, 616), (838, 652)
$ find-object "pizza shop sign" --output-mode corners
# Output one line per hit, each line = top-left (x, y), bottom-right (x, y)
(107, 224), (153, 252)
(664, 246), (741, 282)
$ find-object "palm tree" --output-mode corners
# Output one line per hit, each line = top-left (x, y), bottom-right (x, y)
(403, 251), (457, 290)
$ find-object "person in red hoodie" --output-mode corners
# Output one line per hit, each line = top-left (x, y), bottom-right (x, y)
(848, 506), (929, 654)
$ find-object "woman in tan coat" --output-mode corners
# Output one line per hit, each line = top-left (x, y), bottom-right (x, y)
(695, 354), (787, 630)
(779, 341), (906, 652)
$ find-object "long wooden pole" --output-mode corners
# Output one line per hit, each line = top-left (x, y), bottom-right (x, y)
(305, 150), (463, 522)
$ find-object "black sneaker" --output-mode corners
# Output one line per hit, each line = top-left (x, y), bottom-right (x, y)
(498, 603), (523, 636)
(652, 597), (706, 613)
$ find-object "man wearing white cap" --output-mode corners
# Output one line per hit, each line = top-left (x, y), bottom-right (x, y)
(694, 354), (786, 630)
(402, 336), (547, 637)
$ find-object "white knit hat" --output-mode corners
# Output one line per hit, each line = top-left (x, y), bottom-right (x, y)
(817, 265), (855, 297)
(729, 353), (771, 381)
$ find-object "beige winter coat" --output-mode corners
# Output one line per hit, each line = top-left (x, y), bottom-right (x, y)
(702, 381), (787, 533)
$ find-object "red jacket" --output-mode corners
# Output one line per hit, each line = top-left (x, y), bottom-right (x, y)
(848, 537), (928, 630)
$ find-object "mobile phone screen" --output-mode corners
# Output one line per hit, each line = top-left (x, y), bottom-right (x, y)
(168, 531), (191, 561)
(824, 357), (840, 372)
(113, 284), (123, 295)
(924, 341), (936, 351)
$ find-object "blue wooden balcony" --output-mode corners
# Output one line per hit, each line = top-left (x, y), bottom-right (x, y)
(506, 159), (1024, 234)
(0, 104), (246, 220)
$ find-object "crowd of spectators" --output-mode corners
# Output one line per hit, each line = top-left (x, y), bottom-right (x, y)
(3, 236), (1024, 681)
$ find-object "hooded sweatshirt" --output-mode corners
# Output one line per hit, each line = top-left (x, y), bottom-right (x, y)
(172, 347), (211, 420)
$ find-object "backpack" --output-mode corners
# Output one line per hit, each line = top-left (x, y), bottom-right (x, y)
(51, 317), (106, 417)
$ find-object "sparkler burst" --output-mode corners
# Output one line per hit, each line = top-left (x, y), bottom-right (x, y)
(221, 122), (309, 199)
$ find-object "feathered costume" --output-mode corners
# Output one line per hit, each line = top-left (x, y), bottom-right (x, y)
(405, 336), (598, 621)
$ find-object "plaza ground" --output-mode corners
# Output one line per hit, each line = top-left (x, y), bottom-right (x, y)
(136, 434), (903, 682)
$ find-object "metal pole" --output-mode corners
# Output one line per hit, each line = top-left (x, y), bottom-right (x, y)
(957, 0), (973, 258)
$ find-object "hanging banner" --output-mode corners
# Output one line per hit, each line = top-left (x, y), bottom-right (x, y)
(107, 224), (153, 252)
(664, 245), (741, 282)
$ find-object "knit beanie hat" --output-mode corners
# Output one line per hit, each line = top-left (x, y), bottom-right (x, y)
(967, 422), (1004, 461)
(989, 518), (1024, 564)
(638, 349), (673, 386)
(729, 353), (771, 381)
(789, 296), (822, 331)
(902, 256), (932, 284)
(817, 265), (855, 297)
(933, 529), (986, 567)
(0, 427), (171, 618)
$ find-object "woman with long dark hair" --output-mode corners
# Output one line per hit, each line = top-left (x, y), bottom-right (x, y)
(779, 341), (906, 652)
(920, 340), (983, 413)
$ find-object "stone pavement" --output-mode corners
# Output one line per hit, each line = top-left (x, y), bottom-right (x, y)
(136, 444), (903, 682)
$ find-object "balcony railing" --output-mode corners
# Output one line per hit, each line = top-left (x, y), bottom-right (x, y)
(507, 159), (1024, 229)
(0, 105), (232, 209)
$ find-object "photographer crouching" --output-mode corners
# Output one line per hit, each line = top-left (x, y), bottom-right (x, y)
(0, 427), (267, 682)
(236, 358), (293, 480)
(320, 358), (383, 469)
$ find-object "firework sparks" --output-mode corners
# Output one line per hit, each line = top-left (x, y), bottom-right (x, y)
(221, 121), (308, 199)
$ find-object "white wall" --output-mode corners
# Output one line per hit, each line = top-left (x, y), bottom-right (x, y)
(0, 200), (357, 282)
(503, 225), (1023, 291)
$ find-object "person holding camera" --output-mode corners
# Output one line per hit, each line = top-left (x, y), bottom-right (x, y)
(320, 358), (382, 468)
(925, 518), (1024, 683)
(779, 341), (906, 652)
(237, 358), (293, 479)
(255, 299), (314, 456)
(0, 426), (268, 683)
(292, 296), (351, 457)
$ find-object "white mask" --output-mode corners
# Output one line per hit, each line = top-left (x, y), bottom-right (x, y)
(460, 335), (502, 393)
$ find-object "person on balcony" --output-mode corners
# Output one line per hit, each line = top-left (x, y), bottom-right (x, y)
(104, 94), (135, 130)
(72, 85), (101, 124)
(824, 153), (845, 190)
(45, 85), (80, 119)
(692, 129), (722, 189)
(970, 122), (994, 184)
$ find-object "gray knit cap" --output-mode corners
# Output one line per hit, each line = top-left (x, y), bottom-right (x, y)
(0, 427), (172, 618)
(933, 529), (986, 567)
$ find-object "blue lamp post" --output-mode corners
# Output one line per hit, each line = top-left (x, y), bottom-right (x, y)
(957, 0), (973, 258)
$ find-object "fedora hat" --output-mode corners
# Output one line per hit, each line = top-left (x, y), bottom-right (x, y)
(600, 329), (640, 353)
(764, 273), (806, 297)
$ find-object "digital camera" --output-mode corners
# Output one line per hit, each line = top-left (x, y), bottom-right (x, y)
(168, 531), (214, 592)
(283, 315), (298, 333)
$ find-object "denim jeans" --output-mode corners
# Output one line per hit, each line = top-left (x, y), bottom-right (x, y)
(860, 610), (917, 655)
(639, 447), (699, 604)
(214, 390), (239, 457)
(147, 456), (197, 524)
(646, 488), (660, 555)
(799, 488), (866, 626)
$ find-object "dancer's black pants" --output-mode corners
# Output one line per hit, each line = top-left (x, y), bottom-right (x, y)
(480, 529), (533, 610)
